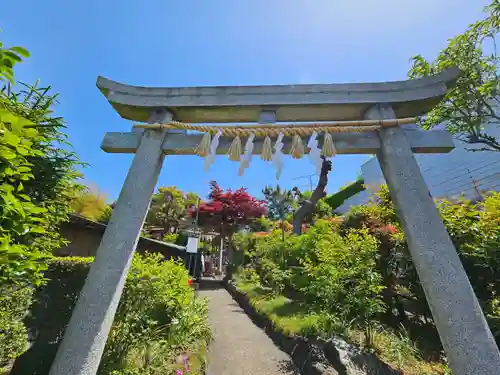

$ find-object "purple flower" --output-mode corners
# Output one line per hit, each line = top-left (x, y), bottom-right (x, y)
(176, 369), (184, 375)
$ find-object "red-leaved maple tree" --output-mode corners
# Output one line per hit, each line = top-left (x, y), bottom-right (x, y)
(192, 181), (267, 233)
(190, 181), (267, 278)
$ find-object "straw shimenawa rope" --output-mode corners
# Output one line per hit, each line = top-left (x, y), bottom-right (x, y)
(261, 136), (273, 161)
(321, 132), (337, 157)
(290, 134), (305, 159)
(133, 117), (418, 137)
(228, 135), (242, 161)
(196, 132), (211, 157)
(134, 117), (418, 160)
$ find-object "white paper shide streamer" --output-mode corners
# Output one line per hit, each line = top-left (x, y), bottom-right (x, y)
(238, 133), (255, 176)
(307, 131), (322, 175)
(204, 129), (222, 171)
(272, 132), (285, 179)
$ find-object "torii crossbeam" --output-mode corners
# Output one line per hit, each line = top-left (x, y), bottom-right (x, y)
(50, 68), (500, 375)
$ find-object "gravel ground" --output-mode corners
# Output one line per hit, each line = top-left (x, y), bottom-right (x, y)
(198, 281), (299, 375)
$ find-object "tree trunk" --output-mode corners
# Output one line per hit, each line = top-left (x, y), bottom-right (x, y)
(226, 237), (233, 274)
(222, 226), (237, 281)
(293, 158), (332, 235)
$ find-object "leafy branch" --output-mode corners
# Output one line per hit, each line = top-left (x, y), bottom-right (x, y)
(408, 0), (500, 152)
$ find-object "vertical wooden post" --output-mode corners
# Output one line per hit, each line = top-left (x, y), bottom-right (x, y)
(49, 111), (172, 375)
(366, 104), (500, 375)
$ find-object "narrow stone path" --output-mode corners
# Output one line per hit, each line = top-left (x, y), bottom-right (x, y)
(198, 280), (299, 375)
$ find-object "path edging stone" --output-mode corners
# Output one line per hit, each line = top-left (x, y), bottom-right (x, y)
(225, 281), (402, 375)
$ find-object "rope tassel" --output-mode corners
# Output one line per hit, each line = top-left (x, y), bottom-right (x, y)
(228, 136), (242, 161)
(261, 136), (272, 161)
(321, 132), (337, 158)
(196, 132), (211, 157)
(290, 134), (305, 159)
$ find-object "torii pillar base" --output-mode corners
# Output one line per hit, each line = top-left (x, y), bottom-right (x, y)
(367, 104), (500, 375)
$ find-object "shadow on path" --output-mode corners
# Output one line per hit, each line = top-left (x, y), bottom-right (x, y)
(198, 280), (301, 375)
(196, 278), (225, 291)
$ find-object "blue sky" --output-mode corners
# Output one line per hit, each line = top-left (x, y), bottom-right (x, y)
(1, 0), (491, 201)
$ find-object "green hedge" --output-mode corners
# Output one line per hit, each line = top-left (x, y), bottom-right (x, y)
(10, 254), (210, 375)
(0, 285), (34, 371)
(10, 257), (93, 375)
(324, 179), (365, 211)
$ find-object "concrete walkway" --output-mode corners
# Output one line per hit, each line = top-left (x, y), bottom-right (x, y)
(198, 280), (299, 375)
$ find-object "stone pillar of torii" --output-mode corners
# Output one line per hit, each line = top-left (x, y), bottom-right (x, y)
(49, 67), (500, 375)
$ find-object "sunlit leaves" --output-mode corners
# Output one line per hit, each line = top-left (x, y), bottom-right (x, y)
(0, 103), (50, 285)
(408, 0), (500, 151)
(145, 186), (200, 235)
(0, 42), (29, 84)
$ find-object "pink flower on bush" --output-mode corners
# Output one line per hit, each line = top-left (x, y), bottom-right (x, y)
(175, 353), (191, 373)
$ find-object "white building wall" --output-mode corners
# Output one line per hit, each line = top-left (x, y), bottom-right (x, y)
(336, 122), (500, 214)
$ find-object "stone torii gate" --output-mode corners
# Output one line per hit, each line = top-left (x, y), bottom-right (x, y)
(50, 68), (500, 375)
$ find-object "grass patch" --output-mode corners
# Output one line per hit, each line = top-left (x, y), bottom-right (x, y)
(237, 279), (329, 336)
(234, 277), (450, 375)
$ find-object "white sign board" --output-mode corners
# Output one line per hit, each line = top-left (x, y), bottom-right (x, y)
(186, 237), (199, 254)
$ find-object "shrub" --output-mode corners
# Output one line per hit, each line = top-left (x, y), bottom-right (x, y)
(2, 81), (85, 272)
(11, 254), (210, 375)
(300, 228), (385, 327)
(0, 106), (51, 286)
(258, 258), (292, 294)
(0, 285), (33, 372)
(237, 266), (260, 285)
(10, 257), (93, 375)
(102, 253), (210, 374)
(162, 233), (179, 244)
(100, 253), (205, 373)
(248, 216), (273, 232)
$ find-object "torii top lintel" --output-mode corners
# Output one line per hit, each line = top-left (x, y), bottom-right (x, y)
(96, 67), (460, 124)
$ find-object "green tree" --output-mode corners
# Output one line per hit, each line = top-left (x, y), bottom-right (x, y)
(71, 185), (109, 221)
(145, 186), (199, 233)
(2, 81), (85, 254)
(145, 186), (200, 235)
(262, 185), (294, 241)
(408, 0), (500, 151)
(195, 181), (267, 279)
(96, 204), (113, 224)
(0, 106), (49, 286)
(0, 40), (84, 369)
(0, 41), (84, 284)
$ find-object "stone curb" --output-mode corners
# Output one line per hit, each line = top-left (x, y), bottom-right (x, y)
(225, 281), (346, 375)
(225, 281), (402, 375)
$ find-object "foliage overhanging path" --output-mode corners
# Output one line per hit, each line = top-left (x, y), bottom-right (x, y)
(198, 281), (299, 375)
